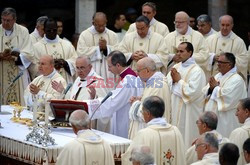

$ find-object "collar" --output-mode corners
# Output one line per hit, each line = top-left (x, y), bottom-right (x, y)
(120, 67), (129, 75)
(205, 28), (215, 37)
(89, 25), (107, 34)
(217, 66), (237, 79)
(219, 31), (233, 39)
(44, 35), (59, 43)
(244, 117), (250, 125)
(5, 29), (13, 36)
(147, 117), (167, 126)
(181, 57), (196, 67)
(150, 17), (156, 26)
(44, 69), (57, 78)
(146, 72), (163, 87)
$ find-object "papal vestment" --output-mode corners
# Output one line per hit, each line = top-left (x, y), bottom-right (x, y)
(229, 117), (250, 165)
(88, 67), (143, 138)
(167, 57), (206, 148)
(0, 23), (34, 105)
(203, 67), (247, 137)
(128, 71), (171, 139)
(65, 69), (109, 132)
(30, 28), (42, 45)
(126, 18), (169, 37)
(206, 32), (248, 81)
(191, 153), (220, 165)
(186, 130), (229, 165)
(164, 26), (209, 76)
(122, 118), (185, 165)
(24, 69), (66, 115)
(77, 26), (118, 82)
(56, 129), (114, 165)
(118, 31), (168, 74)
(33, 36), (77, 83)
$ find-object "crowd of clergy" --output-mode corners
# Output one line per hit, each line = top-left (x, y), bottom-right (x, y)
(0, 1), (250, 164)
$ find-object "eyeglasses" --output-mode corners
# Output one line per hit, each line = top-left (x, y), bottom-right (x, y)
(217, 61), (231, 64)
(195, 143), (207, 149)
(174, 21), (187, 24)
(137, 67), (147, 73)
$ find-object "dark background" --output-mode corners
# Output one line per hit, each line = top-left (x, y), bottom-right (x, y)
(0, 0), (249, 46)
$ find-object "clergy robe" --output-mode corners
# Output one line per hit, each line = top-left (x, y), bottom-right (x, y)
(122, 118), (185, 165)
(0, 23), (34, 105)
(128, 71), (171, 139)
(164, 26), (209, 76)
(77, 26), (118, 82)
(203, 28), (217, 39)
(206, 31), (248, 81)
(126, 18), (169, 37)
(33, 36), (77, 83)
(248, 45), (250, 97)
(118, 31), (168, 74)
(203, 67), (247, 138)
(229, 118), (250, 165)
(88, 67), (143, 138)
(186, 130), (229, 165)
(166, 57), (206, 148)
(56, 129), (114, 165)
(65, 69), (109, 132)
(30, 29), (42, 45)
(24, 69), (66, 115)
(191, 153), (220, 165)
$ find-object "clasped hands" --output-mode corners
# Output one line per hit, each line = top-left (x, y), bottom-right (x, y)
(131, 50), (148, 61)
(99, 37), (107, 50)
(170, 68), (181, 83)
(209, 77), (219, 90)
(0, 49), (20, 61)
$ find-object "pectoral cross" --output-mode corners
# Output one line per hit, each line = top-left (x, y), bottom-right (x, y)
(180, 36), (187, 42)
(38, 81), (45, 89)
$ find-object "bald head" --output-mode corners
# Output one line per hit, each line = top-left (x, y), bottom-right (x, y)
(76, 56), (91, 65)
(219, 15), (234, 36)
(175, 11), (189, 35)
(69, 110), (90, 133)
(41, 55), (54, 64)
(93, 12), (107, 33)
(137, 57), (156, 71)
(38, 55), (54, 76)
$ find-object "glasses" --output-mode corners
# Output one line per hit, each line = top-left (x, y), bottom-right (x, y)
(174, 21), (187, 24)
(195, 143), (207, 149)
(217, 61), (231, 64)
(137, 67), (147, 73)
(1, 18), (14, 23)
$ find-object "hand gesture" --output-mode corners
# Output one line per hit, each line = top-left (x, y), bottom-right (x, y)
(170, 68), (181, 83)
(29, 84), (40, 95)
(209, 77), (219, 90)
(99, 37), (107, 50)
(51, 81), (65, 93)
(88, 86), (96, 99)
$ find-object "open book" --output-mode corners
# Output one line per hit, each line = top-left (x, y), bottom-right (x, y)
(49, 99), (88, 127)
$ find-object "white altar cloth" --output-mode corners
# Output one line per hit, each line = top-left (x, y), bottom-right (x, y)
(0, 105), (131, 164)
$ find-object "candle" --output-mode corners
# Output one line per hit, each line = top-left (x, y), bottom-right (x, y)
(45, 101), (49, 126)
(33, 95), (37, 123)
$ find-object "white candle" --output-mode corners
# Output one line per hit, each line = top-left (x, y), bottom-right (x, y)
(45, 101), (49, 126)
(33, 96), (37, 123)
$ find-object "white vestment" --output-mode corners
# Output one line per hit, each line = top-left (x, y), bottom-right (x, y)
(33, 36), (77, 83)
(127, 18), (169, 37)
(203, 28), (217, 39)
(203, 67), (247, 137)
(30, 28), (42, 45)
(206, 31), (248, 81)
(118, 31), (168, 74)
(77, 26), (118, 82)
(56, 129), (114, 165)
(65, 69), (110, 132)
(248, 45), (250, 96)
(24, 69), (67, 115)
(128, 72), (171, 139)
(122, 118), (186, 165)
(88, 71), (143, 138)
(164, 26), (209, 76)
(0, 23), (34, 105)
(166, 57), (206, 148)
(191, 153), (220, 165)
(186, 130), (229, 165)
(229, 117), (250, 165)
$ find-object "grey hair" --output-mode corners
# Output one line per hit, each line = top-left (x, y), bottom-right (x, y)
(141, 57), (156, 71)
(142, 2), (157, 11)
(36, 16), (48, 25)
(200, 111), (218, 130)
(219, 15), (234, 25)
(131, 145), (155, 165)
(1, 7), (17, 19)
(197, 14), (212, 23)
(77, 56), (91, 65)
(203, 132), (219, 150)
(69, 110), (90, 129)
(136, 15), (150, 26)
(143, 96), (165, 118)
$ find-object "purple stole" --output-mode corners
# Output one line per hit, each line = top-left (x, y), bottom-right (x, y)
(120, 67), (137, 80)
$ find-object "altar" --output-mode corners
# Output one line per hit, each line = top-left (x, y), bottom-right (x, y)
(0, 105), (131, 164)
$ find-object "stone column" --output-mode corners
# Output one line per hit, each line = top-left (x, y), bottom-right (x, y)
(75, 0), (96, 33)
(208, 0), (228, 31)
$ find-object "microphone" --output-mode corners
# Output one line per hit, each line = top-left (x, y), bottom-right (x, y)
(89, 91), (113, 124)
(63, 83), (73, 95)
